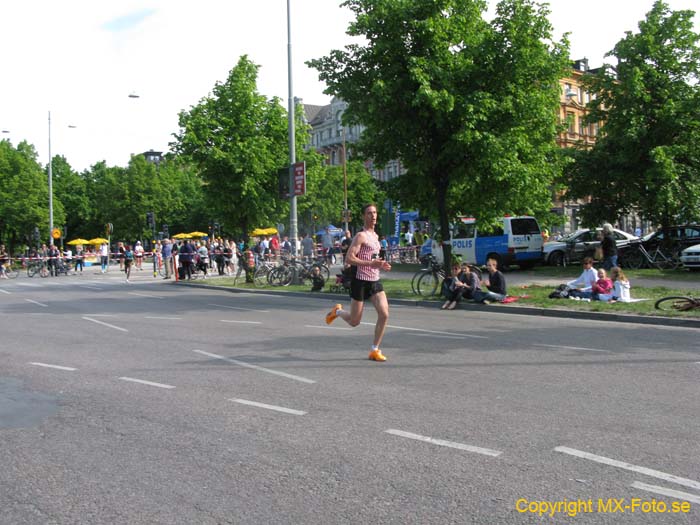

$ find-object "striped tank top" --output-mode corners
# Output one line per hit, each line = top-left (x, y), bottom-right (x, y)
(355, 230), (381, 282)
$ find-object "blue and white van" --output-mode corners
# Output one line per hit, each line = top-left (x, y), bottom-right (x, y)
(432, 216), (543, 269)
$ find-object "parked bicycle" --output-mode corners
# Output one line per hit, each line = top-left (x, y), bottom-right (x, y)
(620, 241), (680, 270)
(1, 257), (20, 279)
(268, 256), (329, 287)
(654, 295), (700, 312)
(411, 255), (482, 297)
(27, 259), (50, 278)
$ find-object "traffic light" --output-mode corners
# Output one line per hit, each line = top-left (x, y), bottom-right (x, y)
(162, 224), (169, 237)
(146, 212), (154, 228)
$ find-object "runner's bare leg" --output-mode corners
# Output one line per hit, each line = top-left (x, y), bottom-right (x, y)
(369, 291), (389, 347)
(337, 299), (364, 327)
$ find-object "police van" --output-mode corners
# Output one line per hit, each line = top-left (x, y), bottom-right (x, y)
(432, 216), (544, 269)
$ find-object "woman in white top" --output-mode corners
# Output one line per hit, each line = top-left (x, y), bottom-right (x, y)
(598, 267), (631, 302)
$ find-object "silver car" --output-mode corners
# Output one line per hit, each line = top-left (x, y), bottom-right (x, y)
(680, 243), (700, 271)
(544, 228), (639, 266)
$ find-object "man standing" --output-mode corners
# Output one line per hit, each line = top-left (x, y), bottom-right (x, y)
(322, 227), (334, 265)
(301, 233), (314, 259)
(161, 238), (173, 279)
(601, 223), (618, 271)
(325, 204), (392, 362)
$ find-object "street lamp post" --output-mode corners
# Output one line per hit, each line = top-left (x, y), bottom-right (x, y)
(340, 124), (349, 232)
(287, 0), (299, 255)
(48, 111), (54, 244)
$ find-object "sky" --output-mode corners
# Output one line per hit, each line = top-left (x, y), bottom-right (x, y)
(1, 0), (698, 172)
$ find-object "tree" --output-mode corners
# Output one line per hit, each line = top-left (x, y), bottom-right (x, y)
(0, 140), (51, 252)
(173, 55), (297, 239)
(309, 0), (569, 264)
(564, 1), (700, 227)
(51, 155), (90, 240)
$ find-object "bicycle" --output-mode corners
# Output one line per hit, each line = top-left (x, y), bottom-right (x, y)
(27, 259), (50, 278)
(654, 295), (700, 312)
(268, 257), (329, 287)
(253, 259), (279, 287)
(1, 258), (19, 279)
(620, 241), (680, 270)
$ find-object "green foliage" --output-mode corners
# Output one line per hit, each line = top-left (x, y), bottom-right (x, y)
(565, 0), (700, 226)
(0, 140), (50, 251)
(51, 155), (89, 239)
(309, 0), (569, 264)
(173, 55), (293, 238)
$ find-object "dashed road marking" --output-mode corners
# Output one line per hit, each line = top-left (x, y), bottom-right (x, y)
(29, 362), (77, 371)
(385, 429), (502, 457)
(230, 398), (306, 416)
(534, 344), (608, 353)
(362, 322), (487, 339)
(220, 320), (262, 325)
(0, 289), (11, 294)
(25, 299), (48, 307)
(555, 446), (700, 491)
(79, 285), (103, 290)
(209, 303), (270, 313)
(304, 324), (353, 331)
(128, 292), (164, 299)
(16, 282), (39, 287)
(631, 481), (700, 504)
(118, 377), (175, 389)
(82, 316), (128, 332)
(145, 316), (182, 320)
(193, 349), (316, 384)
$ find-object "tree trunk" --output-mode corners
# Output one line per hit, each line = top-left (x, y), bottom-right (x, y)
(436, 175), (451, 268)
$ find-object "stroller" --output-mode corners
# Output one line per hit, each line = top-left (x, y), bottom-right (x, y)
(329, 266), (354, 295)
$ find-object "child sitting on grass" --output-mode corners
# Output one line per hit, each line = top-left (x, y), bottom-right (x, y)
(310, 265), (325, 292)
(597, 267), (631, 303)
(592, 268), (613, 301)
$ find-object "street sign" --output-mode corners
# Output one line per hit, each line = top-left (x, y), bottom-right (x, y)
(293, 161), (306, 196)
(51, 228), (61, 239)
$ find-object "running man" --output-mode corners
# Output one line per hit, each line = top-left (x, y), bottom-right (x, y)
(325, 203), (392, 361)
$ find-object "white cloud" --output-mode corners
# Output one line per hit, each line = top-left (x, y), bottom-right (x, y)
(0, 0), (697, 171)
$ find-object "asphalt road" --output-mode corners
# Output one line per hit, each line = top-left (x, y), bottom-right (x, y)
(1, 270), (699, 524)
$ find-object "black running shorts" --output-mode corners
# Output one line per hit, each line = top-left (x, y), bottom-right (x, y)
(350, 278), (384, 301)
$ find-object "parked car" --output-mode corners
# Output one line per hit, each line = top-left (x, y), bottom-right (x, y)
(680, 243), (700, 271)
(544, 228), (638, 266)
(640, 225), (700, 253)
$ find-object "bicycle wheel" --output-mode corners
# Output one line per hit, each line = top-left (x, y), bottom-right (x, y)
(620, 249), (645, 270)
(6, 266), (19, 279)
(416, 271), (440, 297)
(39, 265), (50, 278)
(654, 296), (696, 311)
(253, 266), (270, 287)
(268, 266), (292, 287)
(410, 269), (428, 295)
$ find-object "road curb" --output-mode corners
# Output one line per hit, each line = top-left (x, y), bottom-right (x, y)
(175, 281), (700, 329)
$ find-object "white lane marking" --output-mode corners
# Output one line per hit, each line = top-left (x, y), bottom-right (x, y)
(415, 333), (467, 340)
(128, 292), (164, 299)
(79, 285), (103, 290)
(82, 316), (129, 332)
(29, 362), (77, 371)
(209, 303), (270, 313)
(230, 398), (306, 416)
(220, 320), (262, 325)
(554, 447), (700, 491)
(361, 322), (487, 339)
(385, 429), (502, 457)
(87, 314), (117, 317)
(234, 292), (282, 298)
(631, 481), (700, 504)
(534, 344), (608, 353)
(25, 299), (48, 307)
(192, 349), (316, 384)
(145, 316), (182, 320)
(118, 377), (175, 389)
(0, 289), (11, 294)
(16, 282), (39, 287)
(304, 324), (353, 331)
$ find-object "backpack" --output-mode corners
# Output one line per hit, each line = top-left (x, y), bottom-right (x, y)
(548, 284), (569, 299)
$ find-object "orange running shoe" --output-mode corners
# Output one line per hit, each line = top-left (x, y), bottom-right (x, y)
(325, 304), (342, 325)
(368, 349), (387, 361)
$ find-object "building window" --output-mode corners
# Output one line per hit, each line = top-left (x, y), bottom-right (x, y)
(566, 112), (575, 134)
(578, 117), (586, 136)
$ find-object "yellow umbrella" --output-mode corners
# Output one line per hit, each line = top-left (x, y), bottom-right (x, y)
(172, 233), (192, 239)
(67, 238), (90, 245)
(88, 238), (109, 245)
(250, 227), (277, 236)
(188, 231), (209, 238)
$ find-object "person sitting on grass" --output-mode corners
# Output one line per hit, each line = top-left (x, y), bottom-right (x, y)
(597, 267), (631, 303)
(591, 268), (613, 301)
(310, 265), (325, 292)
(566, 257), (598, 299)
(442, 264), (467, 310)
(473, 258), (506, 304)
